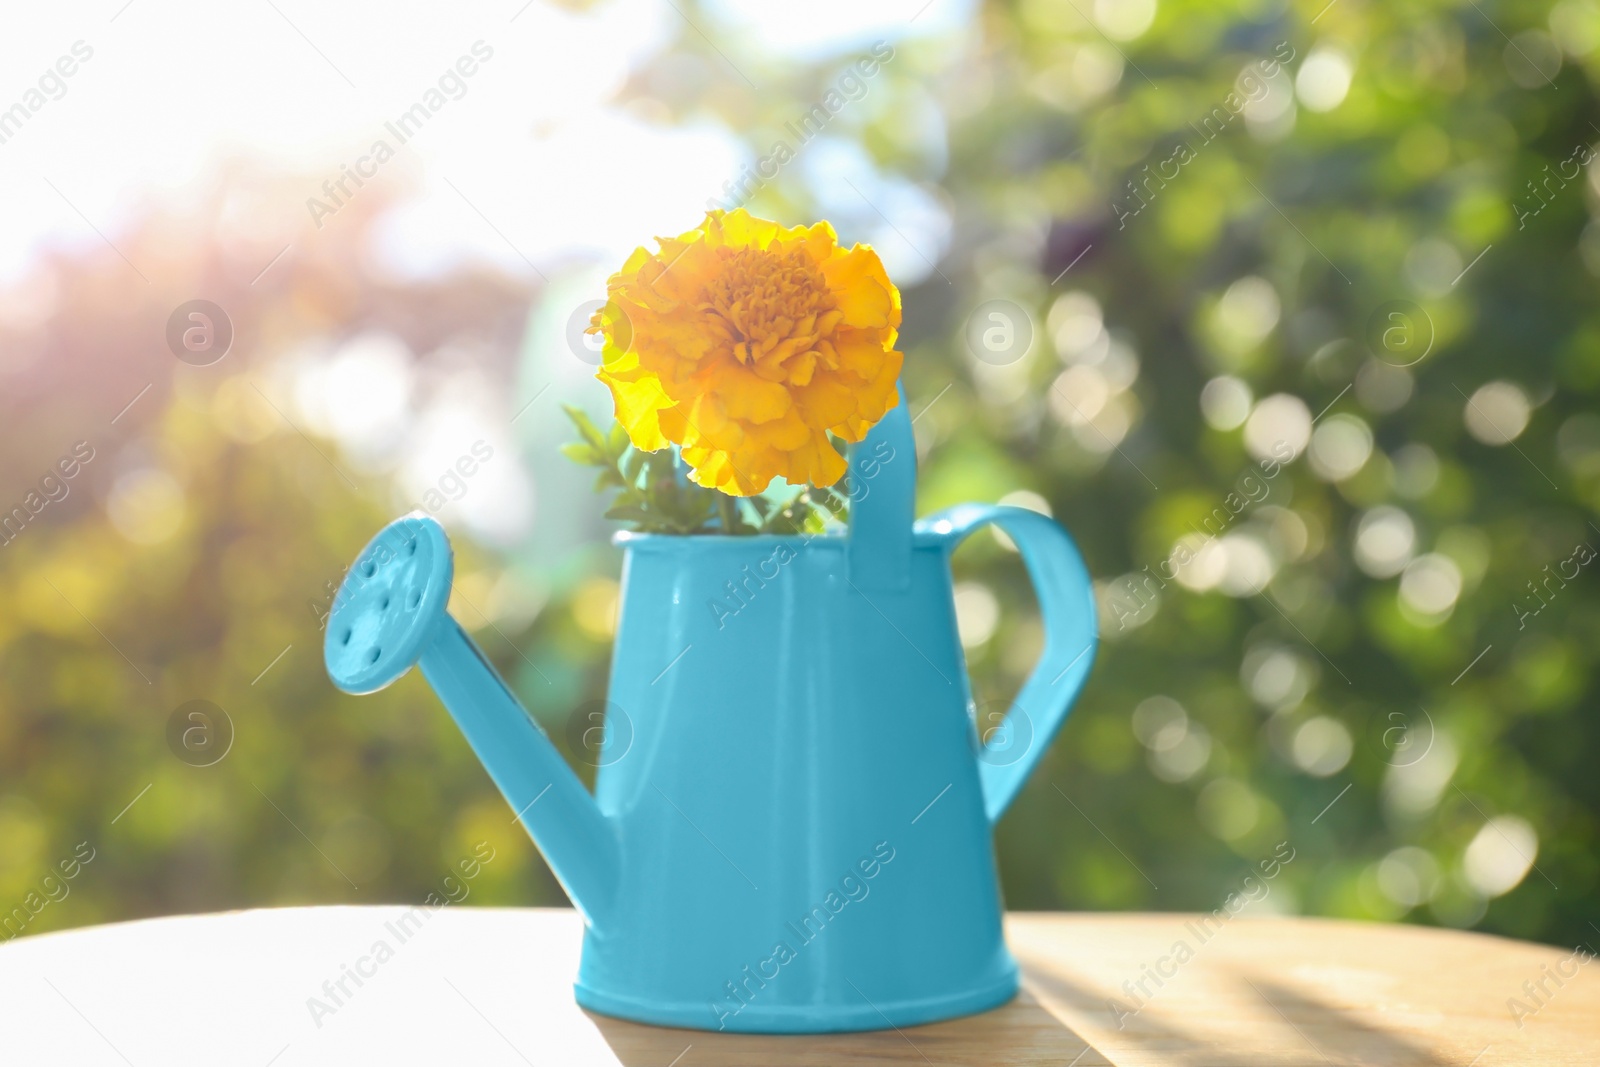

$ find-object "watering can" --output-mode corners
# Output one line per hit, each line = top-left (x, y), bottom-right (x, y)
(323, 389), (1097, 1033)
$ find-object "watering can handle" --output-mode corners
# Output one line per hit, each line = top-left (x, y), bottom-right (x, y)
(846, 382), (916, 591)
(923, 503), (1098, 823)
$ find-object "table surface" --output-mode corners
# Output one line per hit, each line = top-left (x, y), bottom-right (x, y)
(0, 906), (1593, 1065)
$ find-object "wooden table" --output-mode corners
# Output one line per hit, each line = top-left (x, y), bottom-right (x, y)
(0, 907), (1592, 1064)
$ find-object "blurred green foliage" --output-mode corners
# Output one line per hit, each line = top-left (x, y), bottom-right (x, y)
(3, 0), (1599, 954)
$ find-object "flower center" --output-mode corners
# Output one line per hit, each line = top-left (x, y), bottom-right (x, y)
(699, 247), (837, 369)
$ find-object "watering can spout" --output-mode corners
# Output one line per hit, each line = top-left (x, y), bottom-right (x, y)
(322, 514), (620, 930)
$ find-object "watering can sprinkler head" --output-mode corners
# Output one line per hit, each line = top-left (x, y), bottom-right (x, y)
(323, 513), (621, 929)
(324, 514), (454, 696)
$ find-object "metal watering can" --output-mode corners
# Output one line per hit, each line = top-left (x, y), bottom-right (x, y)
(323, 387), (1097, 1033)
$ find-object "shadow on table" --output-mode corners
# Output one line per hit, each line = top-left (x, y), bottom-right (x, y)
(585, 962), (1453, 1066)
(1024, 966), (1452, 1067)
(584, 986), (1103, 1067)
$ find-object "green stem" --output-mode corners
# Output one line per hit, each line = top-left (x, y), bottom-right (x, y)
(717, 494), (739, 535)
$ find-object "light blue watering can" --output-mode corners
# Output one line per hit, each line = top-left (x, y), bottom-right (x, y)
(323, 389), (1096, 1033)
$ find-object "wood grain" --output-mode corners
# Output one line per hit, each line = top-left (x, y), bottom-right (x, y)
(590, 913), (1600, 1066)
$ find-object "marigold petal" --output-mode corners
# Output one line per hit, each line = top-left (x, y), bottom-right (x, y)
(822, 247), (896, 330)
(685, 443), (775, 495)
(838, 375), (902, 441)
(783, 431), (847, 488)
(800, 220), (841, 265)
(714, 208), (784, 251)
(600, 368), (672, 452)
(719, 368), (792, 424)
(657, 404), (690, 446)
(832, 328), (895, 380)
(794, 375), (857, 429)
(763, 409), (813, 451)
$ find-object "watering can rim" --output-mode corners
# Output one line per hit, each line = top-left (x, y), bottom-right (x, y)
(611, 528), (953, 550)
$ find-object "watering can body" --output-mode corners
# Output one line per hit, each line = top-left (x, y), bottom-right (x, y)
(324, 385), (1097, 1033)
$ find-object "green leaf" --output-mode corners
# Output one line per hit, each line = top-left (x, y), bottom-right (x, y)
(623, 449), (646, 485)
(561, 443), (603, 466)
(717, 494), (757, 534)
(756, 488), (807, 534)
(564, 404), (608, 452)
(607, 422), (631, 458)
(813, 487), (848, 523)
(563, 404), (837, 537)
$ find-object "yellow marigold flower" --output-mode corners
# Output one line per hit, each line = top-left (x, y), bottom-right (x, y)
(590, 208), (903, 496)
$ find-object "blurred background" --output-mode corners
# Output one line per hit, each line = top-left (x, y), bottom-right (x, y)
(1, 0), (1596, 955)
